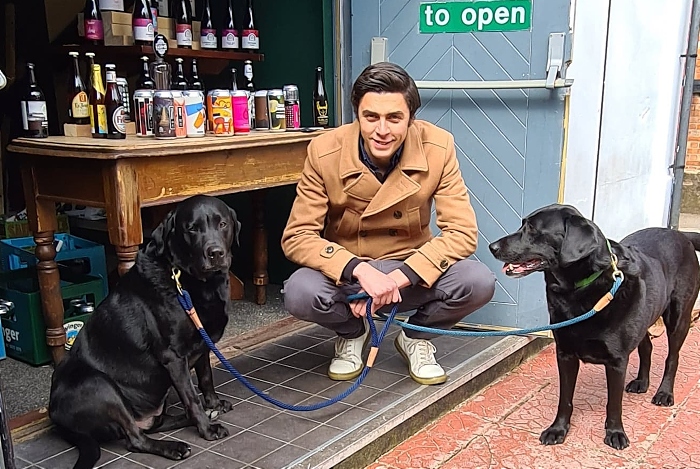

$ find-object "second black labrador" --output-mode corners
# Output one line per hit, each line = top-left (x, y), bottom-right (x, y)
(49, 195), (241, 469)
(489, 204), (700, 450)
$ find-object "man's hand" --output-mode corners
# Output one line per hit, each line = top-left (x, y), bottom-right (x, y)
(349, 263), (410, 317)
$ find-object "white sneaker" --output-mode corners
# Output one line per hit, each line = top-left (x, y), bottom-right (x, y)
(395, 330), (447, 385)
(328, 320), (370, 381)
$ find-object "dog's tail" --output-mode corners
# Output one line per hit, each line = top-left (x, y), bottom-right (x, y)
(682, 231), (700, 252)
(57, 427), (101, 469)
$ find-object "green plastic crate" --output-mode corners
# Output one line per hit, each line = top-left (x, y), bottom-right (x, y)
(0, 268), (105, 366)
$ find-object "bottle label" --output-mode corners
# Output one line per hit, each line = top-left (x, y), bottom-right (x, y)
(176, 24), (193, 46)
(242, 30), (259, 49)
(90, 104), (108, 134)
(315, 100), (329, 126)
(222, 29), (239, 49)
(133, 18), (154, 42)
(21, 101), (48, 131)
(72, 91), (90, 119)
(85, 19), (104, 41)
(201, 29), (217, 48)
(244, 63), (253, 81)
(99, 0), (124, 11)
(106, 70), (116, 83)
(112, 106), (127, 134)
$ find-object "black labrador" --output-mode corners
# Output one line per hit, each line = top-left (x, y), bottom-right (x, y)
(49, 195), (241, 469)
(489, 204), (700, 450)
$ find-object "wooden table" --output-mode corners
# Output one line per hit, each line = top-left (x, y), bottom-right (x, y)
(8, 131), (323, 364)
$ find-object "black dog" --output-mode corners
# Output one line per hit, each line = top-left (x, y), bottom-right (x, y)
(489, 204), (700, 450)
(49, 195), (241, 469)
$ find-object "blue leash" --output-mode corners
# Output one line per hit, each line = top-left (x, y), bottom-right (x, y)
(347, 274), (623, 337)
(175, 283), (398, 411)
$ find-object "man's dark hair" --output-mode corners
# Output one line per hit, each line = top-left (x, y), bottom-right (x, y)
(351, 62), (421, 119)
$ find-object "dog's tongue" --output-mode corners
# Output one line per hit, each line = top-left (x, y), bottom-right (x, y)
(503, 262), (535, 274)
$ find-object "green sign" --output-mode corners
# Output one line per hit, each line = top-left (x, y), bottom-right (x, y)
(419, 1), (532, 33)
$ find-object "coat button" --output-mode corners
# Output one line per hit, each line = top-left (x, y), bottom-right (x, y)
(440, 260), (449, 269)
(325, 246), (334, 254)
(389, 229), (398, 236)
(393, 210), (402, 219)
(359, 230), (367, 237)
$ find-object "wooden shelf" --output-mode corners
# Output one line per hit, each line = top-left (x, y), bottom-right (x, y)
(58, 44), (264, 62)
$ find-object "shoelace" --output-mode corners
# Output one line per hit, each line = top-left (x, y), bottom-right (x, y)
(336, 336), (363, 363)
(407, 339), (438, 366)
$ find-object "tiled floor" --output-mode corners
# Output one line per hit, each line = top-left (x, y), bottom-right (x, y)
(371, 323), (700, 469)
(12, 322), (509, 469)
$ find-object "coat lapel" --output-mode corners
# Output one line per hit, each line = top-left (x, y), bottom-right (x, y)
(339, 121), (381, 202)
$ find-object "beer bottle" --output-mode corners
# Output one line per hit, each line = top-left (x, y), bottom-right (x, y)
(89, 64), (108, 138)
(20, 63), (49, 138)
(174, 0), (193, 49)
(105, 64), (126, 139)
(132, 0), (155, 45)
(136, 56), (156, 90)
(190, 58), (203, 91)
(244, 60), (255, 130)
(172, 58), (189, 90)
(85, 52), (96, 94)
(222, 0), (238, 50)
(313, 66), (329, 128)
(84, 0), (104, 46)
(68, 52), (90, 125)
(230, 67), (238, 92)
(200, 0), (217, 50)
(242, 0), (259, 51)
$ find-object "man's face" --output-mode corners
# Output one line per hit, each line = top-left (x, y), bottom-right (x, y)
(358, 92), (411, 167)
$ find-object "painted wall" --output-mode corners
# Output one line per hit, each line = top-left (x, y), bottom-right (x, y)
(563, 0), (692, 241)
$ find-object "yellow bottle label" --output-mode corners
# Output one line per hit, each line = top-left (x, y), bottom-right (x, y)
(72, 92), (90, 118)
(96, 105), (107, 134)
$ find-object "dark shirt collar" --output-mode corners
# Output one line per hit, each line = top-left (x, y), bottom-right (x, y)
(358, 136), (403, 183)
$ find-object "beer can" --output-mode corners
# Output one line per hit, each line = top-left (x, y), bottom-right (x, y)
(153, 90), (176, 139)
(133, 89), (154, 137)
(184, 90), (205, 137)
(207, 89), (234, 136)
(116, 77), (131, 121)
(267, 89), (286, 132)
(232, 90), (250, 134)
(254, 90), (269, 131)
(283, 84), (301, 130)
(172, 90), (187, 138)
(247, 90), (256, 130)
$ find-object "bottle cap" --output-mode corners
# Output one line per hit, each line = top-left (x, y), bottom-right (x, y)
(69, 51), (79, 58)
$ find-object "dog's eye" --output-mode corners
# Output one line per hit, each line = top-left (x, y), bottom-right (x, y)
(219, 221), (228, 229)
(186, 225), (197, 232)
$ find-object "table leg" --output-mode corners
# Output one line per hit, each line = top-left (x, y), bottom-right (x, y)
(21, 166), (65, 364)
(102, 162), (142, 277)
(252, 189), (269, 305)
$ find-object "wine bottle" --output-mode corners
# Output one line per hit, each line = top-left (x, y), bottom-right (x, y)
(199, 0), (217, 50)
(174, 0), (193, 48)
(68, 52), (90, 125)
(105, 64), (127, 139)
(21, 63), (49, 138)
(242, 0), (259, 51)
(313, 66), (329, 128)
(222, 0), (238, 50)
(136, 56), (156, 90)
(132, 0), (155, 45)
(172, 58), (189, 90)
(190, 59), (203, 91)
(83, 0), (104, 46)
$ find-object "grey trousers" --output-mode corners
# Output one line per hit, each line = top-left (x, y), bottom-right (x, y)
(283, 259), (496, 340)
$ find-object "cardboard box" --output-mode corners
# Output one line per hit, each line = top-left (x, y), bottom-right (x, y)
(77, 12), (135, 46)
(63, 124), (92, 138)
(0, 214), (70, 240)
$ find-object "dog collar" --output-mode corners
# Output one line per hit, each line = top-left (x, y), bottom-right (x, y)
(574, 240), (620, 290)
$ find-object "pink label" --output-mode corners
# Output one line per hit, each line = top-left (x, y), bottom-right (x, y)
(133, 18), (154, 41)
(201, 28), (217, 48)
(232, 95), (250, 133)
(242, 29), (259, 49)
(176, 24), (193, 46)
(222, 29), (239, 49)
(85, 19), (104, 40)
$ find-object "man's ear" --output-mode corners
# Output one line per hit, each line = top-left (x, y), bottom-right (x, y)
(229, 207), (241, 247)
(558, 215), (602, 267)
(146, 210), (175, 257)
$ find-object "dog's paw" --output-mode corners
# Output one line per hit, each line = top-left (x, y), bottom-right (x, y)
(160, 440), (192, 460)
(604, 429), (629, 450)
(652, 390), (674, 406)
(207, 398), (234, 414)
(200, 423), (229, 441)
(539, 425), (568, 445)
(625, 378), (649, 394)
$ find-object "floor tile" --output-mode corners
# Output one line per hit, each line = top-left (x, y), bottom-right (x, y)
(14, 429), (72, 463)
(209, 430), (286, 464)
(169, 449), (246, 468)
(278, 351), (332, 371)
(247, 363), (306, 384)
(217, 400), (280, 428)
(215, 355), (271, 375)
(249, 413), (321, 444)
(35, 447), (120, 469)
(251, 443), (308, 469)
(288, 424), (344, 450)
(246, 344), (298, 362)
(277, 371), (337, 395)
(215, 376), (274, 400)
(98, 457), (151, 468)
(273, 332), (325, 351)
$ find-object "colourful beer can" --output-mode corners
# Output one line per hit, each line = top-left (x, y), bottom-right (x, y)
(254, 90), (269, 131)
(283, 84), (301, 130)
(133, 89), (154, 137)
(207, 89), (234, 136)
(184, 90), (205, 137)
(267, 89), (286, 132)
(172, 90), (187, 138)
(232, 90), (250, 134)
(153, 90), (175, 139)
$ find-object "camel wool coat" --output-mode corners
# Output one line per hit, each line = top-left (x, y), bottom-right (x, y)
(281, 119), (478, 288)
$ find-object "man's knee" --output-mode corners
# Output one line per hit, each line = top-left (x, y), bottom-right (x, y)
(450, 260), (496, 307)
(283, 268), (331, 321)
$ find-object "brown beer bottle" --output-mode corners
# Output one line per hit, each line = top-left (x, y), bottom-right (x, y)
(190, 58), (203, 91)
(20, 63), (49, 138)
(313, 66), (329, 128)
(136, 56), (156, 90)
(68, 52), (90, 125)
(105, 64), (127, 139)
(172, 58), (189, 90)
(89, 64), (108, 138)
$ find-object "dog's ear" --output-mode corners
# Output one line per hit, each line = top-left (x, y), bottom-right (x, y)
(146, 210), (176, 257)
(229, 207), (241, 247)
(559, 215), (602, 267)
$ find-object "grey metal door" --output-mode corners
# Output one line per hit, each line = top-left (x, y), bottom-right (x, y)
(348, 0), (570, 330)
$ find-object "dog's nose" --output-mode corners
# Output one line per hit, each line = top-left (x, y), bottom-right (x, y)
(489, 241), (501, 255)
(206, 246), (224, 260)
